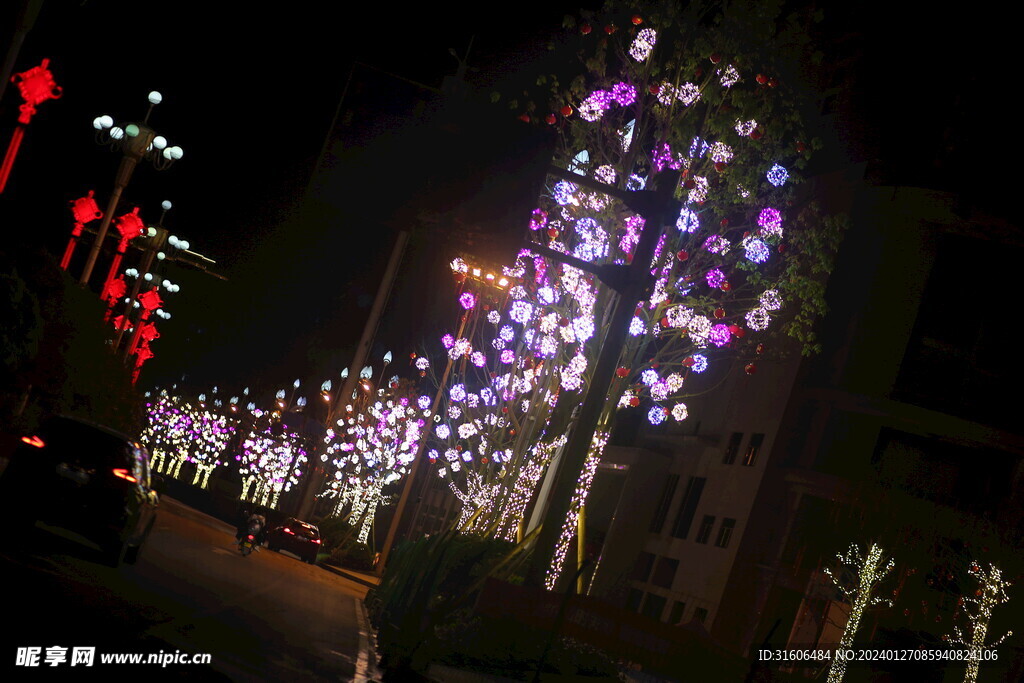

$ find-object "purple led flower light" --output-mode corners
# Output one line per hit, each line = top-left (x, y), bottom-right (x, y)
(709, 324), (731, 347)
(611, 82), (637, 106)
(706, 268), (726, 288)
(757, 207), (783, 238)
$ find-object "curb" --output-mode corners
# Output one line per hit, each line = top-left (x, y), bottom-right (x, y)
(320, 563), (381, 589)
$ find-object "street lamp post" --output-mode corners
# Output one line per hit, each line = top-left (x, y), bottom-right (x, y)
(79, 91), (183, 287)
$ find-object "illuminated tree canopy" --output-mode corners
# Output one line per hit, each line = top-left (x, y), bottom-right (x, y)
(424, 0), (844, 586)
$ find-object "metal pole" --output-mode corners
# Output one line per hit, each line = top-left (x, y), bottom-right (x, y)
(523, 174), (678, 588)
(80, 156), (136, 286)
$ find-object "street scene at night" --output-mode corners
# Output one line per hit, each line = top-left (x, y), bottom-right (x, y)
(1, 1), (1022, 681)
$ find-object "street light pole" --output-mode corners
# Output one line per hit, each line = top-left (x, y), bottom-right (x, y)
(79, 91), (183, 286)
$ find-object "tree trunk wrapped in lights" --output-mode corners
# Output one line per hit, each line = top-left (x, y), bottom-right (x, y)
(945, 562), (1014, 683)
(823, 542), (896, 683)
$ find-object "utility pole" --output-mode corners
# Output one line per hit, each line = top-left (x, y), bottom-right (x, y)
(295, 229), (410, 521)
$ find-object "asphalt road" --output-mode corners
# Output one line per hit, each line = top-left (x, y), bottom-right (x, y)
(1, 495), (374, 681)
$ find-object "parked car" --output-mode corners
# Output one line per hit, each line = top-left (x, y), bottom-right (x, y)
(0, 415), (160, 568)
(266, 517), (321, 564)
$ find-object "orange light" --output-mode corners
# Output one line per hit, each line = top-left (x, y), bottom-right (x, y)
(112, 468), (137, 483)
(21, 435), (45, 448)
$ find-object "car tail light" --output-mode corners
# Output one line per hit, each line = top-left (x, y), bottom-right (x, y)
(21, 435), (45, 448)
(313, 539), (321, 544)
(112, 468), (137, 483)
(247, 534), (255, 540)
(283, 527), (294, 534)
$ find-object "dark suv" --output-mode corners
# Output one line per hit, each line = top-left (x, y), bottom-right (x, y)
(266, 517), (321, 564)
(0, 415), (159, 568)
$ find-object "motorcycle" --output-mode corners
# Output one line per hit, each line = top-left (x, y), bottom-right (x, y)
(239, 519), (263, 556)
(239, 532), (257, 556)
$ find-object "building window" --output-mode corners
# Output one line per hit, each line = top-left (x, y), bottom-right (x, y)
(669, 600), (687, 625)
(650, 557), (678, 589)
(723, 431), (743, 464)
(670, 476), (706, 539)
(715, 518), (736, 548)
(641, 594), (667, 621)
(742, 433), (765, 466)
(694, 607), (709, 625)
(648, 474), (680, 534)
(629, 551), (655, 582)
(626, 588), (644, 613)
(695, 515), (716, 544)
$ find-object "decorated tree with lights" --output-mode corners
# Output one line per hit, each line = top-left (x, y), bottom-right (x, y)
(420, 260), (580, 539)
(187, 390), (237, 488)
(239, 408), (309, 509)
(468, 0), (842, 585)
(823, 542), (896, 683)
(323, 386), (431, 544)
(142, 389), (196, 477)
(945, 562), (1014, 683)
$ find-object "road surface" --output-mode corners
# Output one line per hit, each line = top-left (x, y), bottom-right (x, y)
(2, 495), (376, 681)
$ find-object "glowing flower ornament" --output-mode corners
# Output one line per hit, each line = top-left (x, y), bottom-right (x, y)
(629, 28), (657, 61)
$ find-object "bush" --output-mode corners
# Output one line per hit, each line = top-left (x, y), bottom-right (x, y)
(329, 541), (377, 571)
(432, 611), (621, 680)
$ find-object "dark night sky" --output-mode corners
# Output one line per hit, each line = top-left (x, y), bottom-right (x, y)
(2, 2), (1018, 395)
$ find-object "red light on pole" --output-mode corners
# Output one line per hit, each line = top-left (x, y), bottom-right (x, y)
(125, 287), (163, 358)
(103, 276), (128, 321)
(61, 191), (104, 270)
(132, 338), (155, 384)
(0, 58), (62, 193)
(100, 207), (145, 302)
